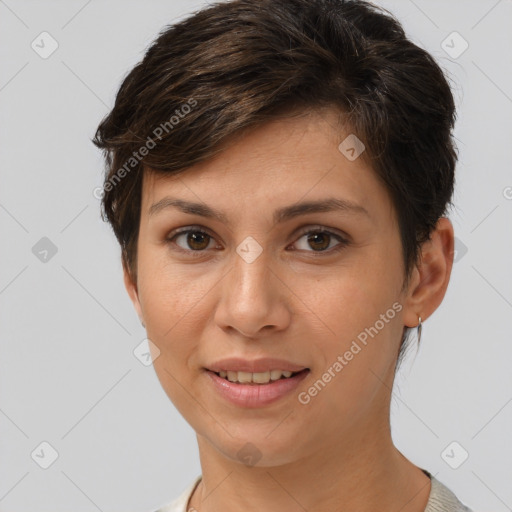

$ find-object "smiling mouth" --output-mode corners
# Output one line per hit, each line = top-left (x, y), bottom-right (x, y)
(212, 369), (309, 385)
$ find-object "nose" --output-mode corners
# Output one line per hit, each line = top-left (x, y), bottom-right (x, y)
(213, 247), (292, 338)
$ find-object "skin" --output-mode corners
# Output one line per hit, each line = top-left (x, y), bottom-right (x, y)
(124, 108), (454, 512)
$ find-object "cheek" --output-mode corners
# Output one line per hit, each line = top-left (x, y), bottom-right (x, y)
(137, 267), (210, 402)
(298, 278), (402, 420)
(137, 244), (213, 324)
(136, 261), (229, 386)
(301, 257), (403, 377)
(304, 257), (396, 329)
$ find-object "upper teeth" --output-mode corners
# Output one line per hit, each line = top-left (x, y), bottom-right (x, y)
(218, 370), (295, 384)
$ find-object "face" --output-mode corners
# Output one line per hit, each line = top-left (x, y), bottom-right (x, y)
(126, 109), (421, 466)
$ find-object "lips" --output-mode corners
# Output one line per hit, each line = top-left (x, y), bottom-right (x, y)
(215, 369), (305, 385)
(206, 367), (310, 407)
(206, 357), (308, 374)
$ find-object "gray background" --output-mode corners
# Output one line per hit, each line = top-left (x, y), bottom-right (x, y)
(0, 0), (511, 511)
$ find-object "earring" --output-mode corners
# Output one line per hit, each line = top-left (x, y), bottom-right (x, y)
(417, 316), (422, 344)
(140, 318), (146, 328)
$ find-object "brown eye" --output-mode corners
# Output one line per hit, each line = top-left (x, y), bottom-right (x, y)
(293, 229), (347, 253)
(171, 229), (215, 251)
(186, 232), (211, 250)
(306, 232), (331, 251)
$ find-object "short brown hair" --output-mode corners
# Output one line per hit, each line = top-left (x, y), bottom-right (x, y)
(93, 0), (457, 362)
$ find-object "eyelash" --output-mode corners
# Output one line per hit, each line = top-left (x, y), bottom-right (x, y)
(166, 225), (349, 258)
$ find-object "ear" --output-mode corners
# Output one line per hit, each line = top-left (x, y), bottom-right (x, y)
(123, 262), (145, 327)
(402, 217), (455, 329)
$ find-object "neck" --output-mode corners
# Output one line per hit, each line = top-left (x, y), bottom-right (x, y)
(188, 417), (431, 512)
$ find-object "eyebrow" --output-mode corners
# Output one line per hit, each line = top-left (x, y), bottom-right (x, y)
(148, 197), (371, 225)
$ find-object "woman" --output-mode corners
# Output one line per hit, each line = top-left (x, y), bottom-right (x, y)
(93, 0), (473, 510)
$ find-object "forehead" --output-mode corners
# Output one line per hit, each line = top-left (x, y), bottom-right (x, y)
(140, 109), (395, 226)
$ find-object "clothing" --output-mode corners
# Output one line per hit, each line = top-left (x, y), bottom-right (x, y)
(154, 469), (473, 512)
